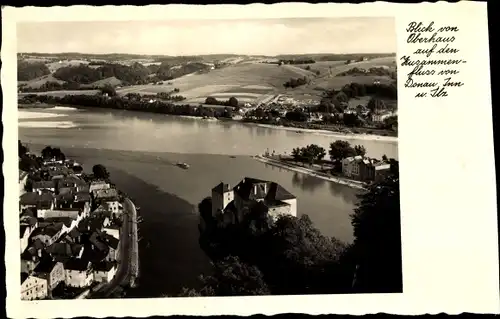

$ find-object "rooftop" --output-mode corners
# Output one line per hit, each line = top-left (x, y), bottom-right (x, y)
(20, 192), (54, 206)
(100, 232), (119, 249)
(31, 223), (64, 237)
(32, 180), (56, 189)
(212, 182), (231, 195)
(94, 188), (119, 200)
(93, 260), (116, 272)
(20, 215), (38, 226)
(232, 177), (296, 202)
(33, 255), (58, 274)
(64, 258), (91, 271)
(89, 232), (109, 252)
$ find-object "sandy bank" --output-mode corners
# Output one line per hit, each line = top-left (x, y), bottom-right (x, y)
(255, 124), (398, 143)
(253, 155), (366, 190)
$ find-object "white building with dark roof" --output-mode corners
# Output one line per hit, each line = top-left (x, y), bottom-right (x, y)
(211, 177), (297, 224)
(21, 273), (48, 300)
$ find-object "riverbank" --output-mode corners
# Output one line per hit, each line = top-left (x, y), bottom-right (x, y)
(253, 123), (397, 142)
(253, 155), (367, 190)
(19, 101), (398, 140)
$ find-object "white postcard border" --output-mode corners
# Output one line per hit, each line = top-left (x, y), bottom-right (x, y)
(3, 2), (498, 318)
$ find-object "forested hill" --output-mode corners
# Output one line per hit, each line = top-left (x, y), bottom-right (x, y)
(17, 61), (51, 81)
(17, 61), (212, 86)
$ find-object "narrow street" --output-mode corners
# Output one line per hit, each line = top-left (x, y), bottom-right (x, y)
(88, 198), (134, 298)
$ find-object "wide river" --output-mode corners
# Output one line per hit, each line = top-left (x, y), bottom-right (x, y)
(18, 106), (398, 297)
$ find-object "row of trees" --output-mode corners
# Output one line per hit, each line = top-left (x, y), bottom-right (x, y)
(317, 82), (397, 115)
(184, 159), (401, 296)
(304, 65), (321, 76)
(18, 61), (212, 92)
(283, 76), (309, 89)
(19, 141), (110, 182)
(329, 140), (366, 162)
(279, 59), (316, 65)
(288, 141), (367, 169)
(18, 81), (93, 93)
(337, 67), (396, 78)
(291, 144), (327, 165)
(204, 96), (239, 108)
(19, 93), (235, 120)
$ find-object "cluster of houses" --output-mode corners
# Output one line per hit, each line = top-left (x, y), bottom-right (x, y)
(19, 158), (123, 300)
(341, 156), (391, 183)
(208, 177), (297, 227)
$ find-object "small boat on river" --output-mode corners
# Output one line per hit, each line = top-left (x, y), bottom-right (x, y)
(176, 162), (190, 169)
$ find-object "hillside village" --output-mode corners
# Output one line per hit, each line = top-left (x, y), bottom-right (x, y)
(19, 144), (128, 300)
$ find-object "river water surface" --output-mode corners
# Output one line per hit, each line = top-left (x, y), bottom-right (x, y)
(19, 106), (398, 297)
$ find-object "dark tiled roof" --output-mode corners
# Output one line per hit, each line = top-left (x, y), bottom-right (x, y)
(47, 242), (73, 257)
(89, 232), (109, 252)
(80, 245), (108, 263)
(34, 255), (58, 274)
(33, 238), (45, 250)
(75, 192), (91, 202)
(78, 217), (105, 233)
(41, 217), (75, 228)
(233, 177), (295, 202)
(64, 259), (91, 271)
(21, 272), (29, 284)
(20, 192), (39, 205)
(212, 182), (231, 194)
(32, 223), (63, 237)
(20, 225), (29, 238)
(21, 246), (41, 261)
(92, 261), (116, 272)
(32, 180), (56, 189)
(94, 188), (119, 200)
(68, 228), (82, 238)
(263, 199), (289, 208)
(20, 215), (38, 226)
(233, 177), (269, 201)
(265, 183), (296, 201)
(20, 192), (54, 207)
(101, 233), (119, 249)
(56, 192), (74, 202)
(21, 208), (37, 218)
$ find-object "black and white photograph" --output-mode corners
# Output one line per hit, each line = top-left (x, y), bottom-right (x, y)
(15, 15), (401, 300)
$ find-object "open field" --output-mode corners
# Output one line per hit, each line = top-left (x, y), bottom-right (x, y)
(46, 59), (90, 73)
(18, 56), (396, 105)
(111, 63), (319, 104)
(19, 74), (67, 89)
(85, 76), (123, 88)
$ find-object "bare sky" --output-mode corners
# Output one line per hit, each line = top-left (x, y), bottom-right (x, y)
(17, 17), (395, 56)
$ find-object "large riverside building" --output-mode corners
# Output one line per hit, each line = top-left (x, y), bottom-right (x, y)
(211, 177), (297, 224)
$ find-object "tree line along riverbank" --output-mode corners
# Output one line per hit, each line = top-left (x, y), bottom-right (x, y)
(18, 92), (397, 138)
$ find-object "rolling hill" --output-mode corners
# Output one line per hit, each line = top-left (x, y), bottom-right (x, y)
(17, 53), (396, 105)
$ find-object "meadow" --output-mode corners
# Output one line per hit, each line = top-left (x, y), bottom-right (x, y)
(18, 55), (396, 105)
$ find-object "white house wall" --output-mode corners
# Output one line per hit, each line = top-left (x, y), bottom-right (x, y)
(281, 198), (297, 217)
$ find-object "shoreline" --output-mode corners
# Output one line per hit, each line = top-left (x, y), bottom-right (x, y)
(252, 123), (398, 143)
(253, 155), (367, 190)
(18, 103), (397, 141)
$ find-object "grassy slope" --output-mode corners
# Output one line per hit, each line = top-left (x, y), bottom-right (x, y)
(115, 62), (318, 98)
(86, 76), (123, 88)
(18, 56), (396, 104)
(18, 74), (66, 89)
